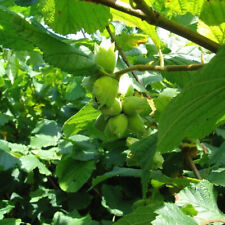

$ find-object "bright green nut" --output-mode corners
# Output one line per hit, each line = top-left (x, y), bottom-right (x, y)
(92, 76), (118, 107)
(101, 98), (122, 116)
(118, 74), (134, 97)
(122, 96), (149, 115)
(104, 114), (128, 139)
(94, 114), (108, 131)
(127, 113), (145, 135)
(94, 40), (117, 74)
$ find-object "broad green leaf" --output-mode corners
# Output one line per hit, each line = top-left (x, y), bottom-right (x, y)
(32, 148), (60, 161)
(114, 204), (156, 225)
(92, 167), (142, 188)
(30, 119), (61, 148)
(200, 0), (225, 26)
(0, 150), (19, 171)
(68, 135), (99, 161)
(0, 113), (11, 127)
(197, 1), (225, 44)
(39, 0), (111, 35)
(150, 170), (198, 187)
(198, 20), (220, 44)
(152, 203), (197, 225)
(176, 180), (225, 224)
(101, 184), (133, 217)
(0, 6), (98, 74)
(130, 135), (157, 198)
(208, 142), (225, 167)
(165, 0), (204, 16)
(154, 88), (179, 117)
(111, 9), (161, 49)
(0, 218), (22, 225)
(162, 56), (200, 88)
(20, 155), (51, 175)
(30, 186), (57, 206)
(216, 128), (225, 139)
(157, 45), (225, 153)
(208, 168), (225, 187)
(0, 6), (34, 51)
(63, 102), (100, 138)
(56, 157), (95, 192)
(66, 191), (92, 210)
(0, 200), (14, 220)
(52, 212), (92, 225)
(65, 77), (85, 101)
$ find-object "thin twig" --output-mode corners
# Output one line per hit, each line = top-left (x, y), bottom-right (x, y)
(82, 0), (220, 53)
(114, 63), (205, 76)
(185, 152), (202, 180)
(133, 0), (220, 53)
(158, 48), (164, 67)
(106, 25), (151, 98)
(47, 176), (59, 189)
(105, 26), (140, 84)
(201, 219), (225, 225)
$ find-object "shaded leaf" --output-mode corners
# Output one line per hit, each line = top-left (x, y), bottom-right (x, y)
(92, 167), (142, 188)
(0, 200), (14, 220)
(52, 212), (92, 225)
(130, 135), (157, 198)
(157, 45), (225, 153)
(56, 157), (95, 192)
(101, 184), (133, 216)
(0, 218), (22, 225)
(208, 168), (225, 187)
(114, 204), (157, 225)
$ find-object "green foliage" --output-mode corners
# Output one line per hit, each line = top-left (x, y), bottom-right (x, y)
(157, 45), (225, 153)
(39, 0), (111, 35)
(0, 0), (225, 224)
(56, 158), (95, 192)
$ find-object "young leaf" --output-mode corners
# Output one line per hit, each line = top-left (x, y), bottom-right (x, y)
(157, 45), (225, 153)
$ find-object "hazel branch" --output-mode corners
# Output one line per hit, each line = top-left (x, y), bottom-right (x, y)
(114, 63), (205, 76)
(83, 0), (220, 53)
